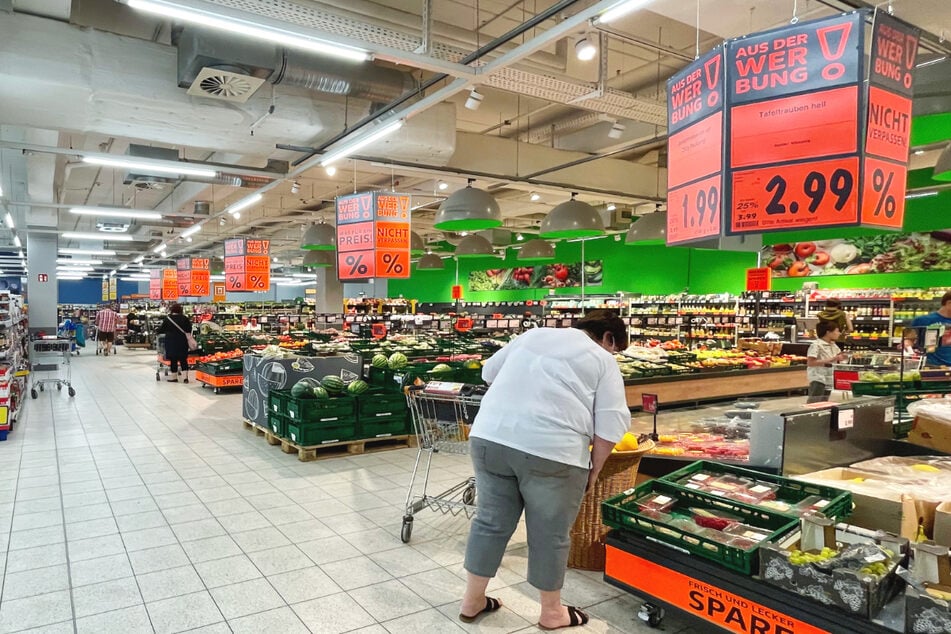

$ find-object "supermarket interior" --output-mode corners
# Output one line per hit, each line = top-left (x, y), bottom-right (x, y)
(3, 0), (951, 632)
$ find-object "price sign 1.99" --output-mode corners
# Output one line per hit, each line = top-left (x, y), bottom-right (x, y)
(729, 157), (859, 233)
(667, 174), (722, 245)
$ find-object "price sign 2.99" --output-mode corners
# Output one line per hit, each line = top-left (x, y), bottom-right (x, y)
(668, 175), (722, 244)
(730, 157), (859, 233)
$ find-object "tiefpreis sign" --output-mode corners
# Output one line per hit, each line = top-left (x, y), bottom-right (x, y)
(666, 11), (919, 245)
(335, 192), (411, 281)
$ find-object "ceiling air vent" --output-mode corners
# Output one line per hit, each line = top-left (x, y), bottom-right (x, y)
(194, 201), (211, 215)
(96, 222), (131, 233)
(186, 67), (266, 103)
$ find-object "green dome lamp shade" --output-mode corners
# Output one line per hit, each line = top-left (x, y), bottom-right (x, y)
(300, 222), (336, 250)
(625, 211), (668, 245)
(416, 253), (445, 270)
(517, 239), (555, 262)
(410, 231), (426, 255)
(454, 234), (495, 258)
(433, 180), (502, 231)
(302, 250), (335, 268)
(933, 143), (951, 181)
(539, 193), (605, 239)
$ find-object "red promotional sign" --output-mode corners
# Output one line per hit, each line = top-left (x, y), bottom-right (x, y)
(337, 192), (411, 280)
(725, 13), (864, 235)
(223, 239), (270, 292)
(861, 13), (919, 229)
(745, 267), (772, 291)
(161, 268), (178, 301)
(641, 393), (658, 414)
(666, 49), (724, 245)
(149, 270), (161, 300)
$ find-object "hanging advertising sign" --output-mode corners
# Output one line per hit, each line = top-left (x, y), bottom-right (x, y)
(177, 258), (192, 297)
(861, 12), (919, 229)
(745, 267), (772, 291)
(176, 258), (211, 297)
(212, 282), (226, 303)
(224, 238), (270, 292)
(101, 278), (108, 302)
(336, 192), (411, 281)
(666, 49), (725, 245)
(108, 277), (117, 301)
(149, 270), (161, 300)
(161, 268), (178, 301)
(726, 13), (864, 234)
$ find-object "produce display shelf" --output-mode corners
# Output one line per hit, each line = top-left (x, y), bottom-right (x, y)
(604, 530), (898, 634)
(625, 366), (807, 410)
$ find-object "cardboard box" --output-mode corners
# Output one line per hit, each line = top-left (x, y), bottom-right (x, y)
(905, 542), (951, 634)
(909, 411), (951, 453)
(936, 502), (951, 549)
(794, 468), (907, 535)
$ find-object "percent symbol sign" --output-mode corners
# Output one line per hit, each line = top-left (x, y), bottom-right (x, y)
(345, 254), (369, 276)
(381, 253), (404, 274)
(248, 275), (266, 289)
(871, 168), (897, 218)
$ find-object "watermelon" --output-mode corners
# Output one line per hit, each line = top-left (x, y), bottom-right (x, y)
(312, 386), (329, 400)
(347, 379), (369, 395)
(464, 360), (482, 370)
(431, 363), (453, 373)
(291, 377), (321, 398)
(371, 354), (389, 369)
(321, 374), (345, 394)
(387, 352), (408, 370)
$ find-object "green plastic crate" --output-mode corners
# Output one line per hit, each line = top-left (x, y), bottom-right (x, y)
(660, 460), (852, 520)
(602, 480), (798, 575)
(286, 394), (355, 424)
(359, 413), (410, 438)
(367, 367), (402, 392)
(268, 412), (289, 438)
(356, 389), (407, 418)
(268, 390), (290, 415)
(850, 381), (919, 396)
(286, 421), (357, 446)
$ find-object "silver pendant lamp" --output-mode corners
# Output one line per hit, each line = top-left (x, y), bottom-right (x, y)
(433, 179), (502, 231)
(625, 211), (668, 245)
(300, 222), (336, 250)
(517, 239), (556, 262)
(416, 253), (445, 270)
(410, 231), (426, 255)
(454, 234), (495, 258)
(302, 250), (336, 268)
(539, 193), (605, 239)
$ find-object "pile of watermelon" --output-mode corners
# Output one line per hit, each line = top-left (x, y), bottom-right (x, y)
(290, 375), (370, 400)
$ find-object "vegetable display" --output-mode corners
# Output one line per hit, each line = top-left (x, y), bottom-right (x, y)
(469, 260), (603, 290)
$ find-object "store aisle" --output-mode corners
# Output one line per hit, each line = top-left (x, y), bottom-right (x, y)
(0, 351), (696, 634)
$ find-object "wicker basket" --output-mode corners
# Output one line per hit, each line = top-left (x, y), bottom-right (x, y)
(568, 439), (655, 571)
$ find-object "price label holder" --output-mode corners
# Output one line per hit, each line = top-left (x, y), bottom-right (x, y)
(830, 405), (855, 440)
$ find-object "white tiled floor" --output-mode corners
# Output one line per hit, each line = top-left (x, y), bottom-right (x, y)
(0, 350), (697, 633)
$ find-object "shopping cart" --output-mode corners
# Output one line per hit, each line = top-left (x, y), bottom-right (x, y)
(155, 333), (168, 380)
(29, 337), (75, 398)
(401, 384), (485, 543)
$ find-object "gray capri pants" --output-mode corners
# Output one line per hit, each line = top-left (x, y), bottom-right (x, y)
(464, 437), (589, 591)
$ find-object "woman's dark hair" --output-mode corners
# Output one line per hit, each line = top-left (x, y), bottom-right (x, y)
(942, 290), (951, 307)
(574, 309), (628, 350)
(169, 303), (184, 314)
(826, 299), (842, 309)
(816, 320), (839, 338)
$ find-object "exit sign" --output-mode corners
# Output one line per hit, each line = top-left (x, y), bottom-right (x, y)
(37, 274), (48, 283)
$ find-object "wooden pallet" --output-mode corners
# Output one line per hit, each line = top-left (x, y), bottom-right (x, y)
(279, 434), (418, 462)
(242, 420), (283, 446)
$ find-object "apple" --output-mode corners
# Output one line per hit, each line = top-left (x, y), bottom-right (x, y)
(788, 261), (811, 277)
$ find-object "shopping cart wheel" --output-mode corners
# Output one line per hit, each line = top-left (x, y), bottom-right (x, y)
(57, 383), (62, 391)
(68, 387), (76, 398)
(638, 603), (664, 628)
(462, 486), (476, 506)
(30, 389), (37, 399)
(40, 384), (44, 392)
(155, 372), (160, 381)
(400, 515), (413, 543)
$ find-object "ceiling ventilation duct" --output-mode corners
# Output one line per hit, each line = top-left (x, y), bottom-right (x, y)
(176, 27), (415, 107)
(193, 201), (211, 215)
(121, 144), (278, 189)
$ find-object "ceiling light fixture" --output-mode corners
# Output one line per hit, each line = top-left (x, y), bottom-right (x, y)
(56, 259), (102, 265)
(325, 166), (337, 177)
(300, 222), (336, 251)
(12, 234), (21, 248)
(530, 192), (541, 202)
(226, 193), (262, 216)
(454, 234), (495, 258)
(17, 250), (23, 258)
(906, 190), (940, 199)
(3, 213), (13, 229)
(134, 255), (145, 263)
(932, 143), (951, 181)
(416, 253), (445, 270)
(433, 180), (502, 231)
(320, 118), (404, 167)
(606, 203), (617, 211)
(517, 239), (556, 262)
(575, 37), (597, 61)
(180, 223), (203, 239)
(232, 212), (241, 220)
(62, 232), (135, 242)
(301, 250), (335, 268)
(625, 211), (668, 244)
(914, 149), (926, 156)
(290, 181), (301, 194)
(464, 88), (484, 111)
(516, 232), (524, 241)
(59, 275), (87, 281)
(539, 193), (605, 239)
(410, 231), (426, 255)
(60, 248), (116, 256)
(596, 0), (656, 24)
(126, 0), (371, 62)
(437, 180), (449, 191)
(607, 121), (625, 139)
(152, 242), (167, 253)
(69, 206), (163, 220)
(81, 155), (216, 179)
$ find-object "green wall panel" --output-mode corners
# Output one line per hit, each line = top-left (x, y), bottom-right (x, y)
(770, 269), (951, 292)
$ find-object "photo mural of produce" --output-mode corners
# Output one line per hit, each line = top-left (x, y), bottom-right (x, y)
(469, 261), (603, 291)
(763, 232), (951, 277)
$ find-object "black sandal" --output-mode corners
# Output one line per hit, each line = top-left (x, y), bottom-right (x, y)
(459, 596), (501, 623)
(537, 605), (589, 630)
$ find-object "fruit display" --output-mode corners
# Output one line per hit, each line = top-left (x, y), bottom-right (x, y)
(195, 349), (242, 364)
(649, 432), (750, 460)
(346, 379), (370, 395)
(320, 375), (345, 394)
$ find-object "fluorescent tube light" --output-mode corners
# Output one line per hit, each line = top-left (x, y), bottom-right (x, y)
(57, 266), (94, 272)
(320, 119), (404, 167)
(119, 277), (151, 282)
(906, 190), (940, 199)
(596, 0), (655, 24)
(134, 255), (145, 263)
(109, 270), (117, 276)
(180, 223), (203, 238)
(226, 193), (262, 216)
(59, 275), (86, 280)
(69, 206), (163, 220)
(152, 242), (167, 253)
(120, 264), (129, 270)
(17, 250), (23, 258)
(12, 234), (21, 247)
(3, 213), (13, 229)
(126, 0), (370, 62)
(292, 273), (315, 278)
(62, 232), (135, 242)
(82, 155), (217, 179)
(56, 259), (103, 265)
(60, 248), (117, 256)
(210, 274), (226, 281)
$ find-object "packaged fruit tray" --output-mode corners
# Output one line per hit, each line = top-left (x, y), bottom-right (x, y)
(602, 479), (798, 575)
(660, 460), (852, 521)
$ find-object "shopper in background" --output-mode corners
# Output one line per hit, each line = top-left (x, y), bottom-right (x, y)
(901, 328), (919, 358)
(817, 299), (852, 338)
(911, 290), (951, 367)
(458, 309), (630, 630)
(158, 303), (193, 383)
(94, 303), (118, 356)
(806, 321), (847, 403)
